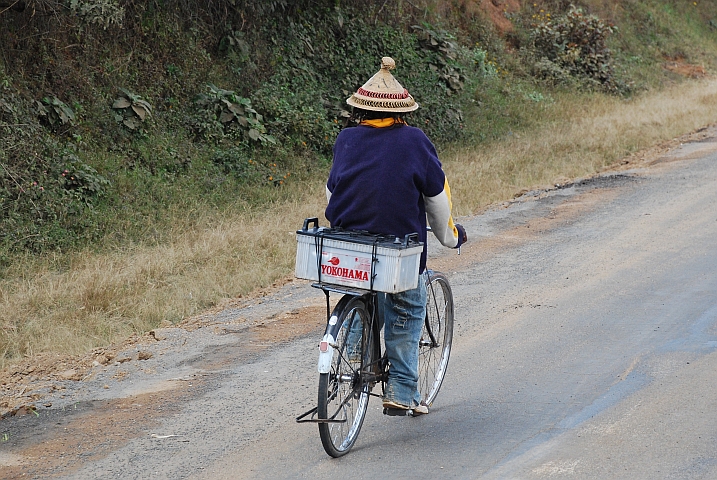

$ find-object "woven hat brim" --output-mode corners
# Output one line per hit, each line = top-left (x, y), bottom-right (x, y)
(346, 94), (419, 113)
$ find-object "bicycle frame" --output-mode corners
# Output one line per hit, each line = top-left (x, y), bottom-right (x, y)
(297, 270), (446, 424)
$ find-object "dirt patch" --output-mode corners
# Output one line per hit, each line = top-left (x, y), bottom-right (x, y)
(181, 276), (298, 331)
(664, 58), (708, 79)
(1, 353), (97, 419)
(435, 0), (520, 35)
(476, 0), (521, 35)
(0, 385), (194, 478)
(0, 334), (158, 419)
(647, 140), (717, 166)
(249, 305), (326, 344)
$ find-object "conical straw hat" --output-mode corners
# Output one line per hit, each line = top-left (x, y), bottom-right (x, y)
(346, 57), (419, 113)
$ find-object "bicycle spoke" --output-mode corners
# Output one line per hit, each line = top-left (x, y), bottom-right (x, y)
(318, 295), (373, 457)
(417, 272), (454, 406)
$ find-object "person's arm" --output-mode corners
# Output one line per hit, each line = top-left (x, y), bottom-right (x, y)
(424, 177), (465, 248)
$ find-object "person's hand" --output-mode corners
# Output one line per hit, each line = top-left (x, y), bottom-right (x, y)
(455, 223), (467, 247)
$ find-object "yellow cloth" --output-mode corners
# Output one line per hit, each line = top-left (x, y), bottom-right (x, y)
(443, 178), (459, 239)
(359, 118), (407, 128)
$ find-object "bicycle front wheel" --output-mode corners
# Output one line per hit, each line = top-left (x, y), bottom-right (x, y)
(318, 295), (373, 457)
(418, 271), (454, 406)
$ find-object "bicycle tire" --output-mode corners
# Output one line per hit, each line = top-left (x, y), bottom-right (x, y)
(318, 295), (373, 457)
(417, 271), (454, 406)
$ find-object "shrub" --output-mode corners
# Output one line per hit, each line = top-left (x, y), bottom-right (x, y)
(0, 89), (111, 253)
(190, 84), (276, 146)
(531, 6), (617, 90)
(210, 147), (290, 186)
(36, 96), (75, 128)
(59, 149), (111, 201)
(112, 88), (152, 131)
(69, 0), (124, 30)
(531, 57), (574, 86)
(0, 142), (110, 253)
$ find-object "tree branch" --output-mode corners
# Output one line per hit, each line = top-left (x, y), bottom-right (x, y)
(0, 1), (26, 15)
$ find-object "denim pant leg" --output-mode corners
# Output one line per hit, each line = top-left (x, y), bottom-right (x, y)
(380, 272), (427, 407)
(344, 312), (363, 361)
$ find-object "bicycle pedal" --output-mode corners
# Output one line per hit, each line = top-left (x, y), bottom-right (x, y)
(383, 407), (412, 417)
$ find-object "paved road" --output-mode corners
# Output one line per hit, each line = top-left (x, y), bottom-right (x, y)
(5, 133), (717, 479)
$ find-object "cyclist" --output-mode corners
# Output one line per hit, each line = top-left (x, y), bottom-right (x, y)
(325, 56), (467, 415)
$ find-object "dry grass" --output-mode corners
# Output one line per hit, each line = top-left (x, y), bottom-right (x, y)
(0, 185), (327, 367)
(2, 77), (717, 368)
(446, 78), (717, 214)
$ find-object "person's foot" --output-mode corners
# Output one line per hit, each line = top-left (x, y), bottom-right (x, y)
(411, 402), (429, 416)
(382, 399), (410, 410)
(382, 399), (429, 416)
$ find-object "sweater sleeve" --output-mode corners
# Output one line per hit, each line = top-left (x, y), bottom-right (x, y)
(424, 177), (460, 248)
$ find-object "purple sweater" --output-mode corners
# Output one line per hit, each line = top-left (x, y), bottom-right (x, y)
(325, 124), (448, 272)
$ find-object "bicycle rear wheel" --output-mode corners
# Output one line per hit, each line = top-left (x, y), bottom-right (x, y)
(318, 295), (373, 457)
(417, 271), (454, 406)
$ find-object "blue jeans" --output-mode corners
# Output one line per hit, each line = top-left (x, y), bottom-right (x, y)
(379, 271), (427, 407)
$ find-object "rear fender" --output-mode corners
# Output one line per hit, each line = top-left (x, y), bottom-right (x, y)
(317, 295), (355, 374)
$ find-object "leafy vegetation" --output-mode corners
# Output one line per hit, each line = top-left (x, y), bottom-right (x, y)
(37, 96), (76, 128)
(530, 6), (618, 90)
(1, 0), (716, 258)
(0, 0), (496, 257)
(112, 88), (152, 131)
(1, 0), (717, 364)
(191, 84), (276, 146)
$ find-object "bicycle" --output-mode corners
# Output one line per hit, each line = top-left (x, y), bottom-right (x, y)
(295, 220), (454, 458)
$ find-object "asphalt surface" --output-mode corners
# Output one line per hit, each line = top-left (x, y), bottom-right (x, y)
(3, 130), (717, 479)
